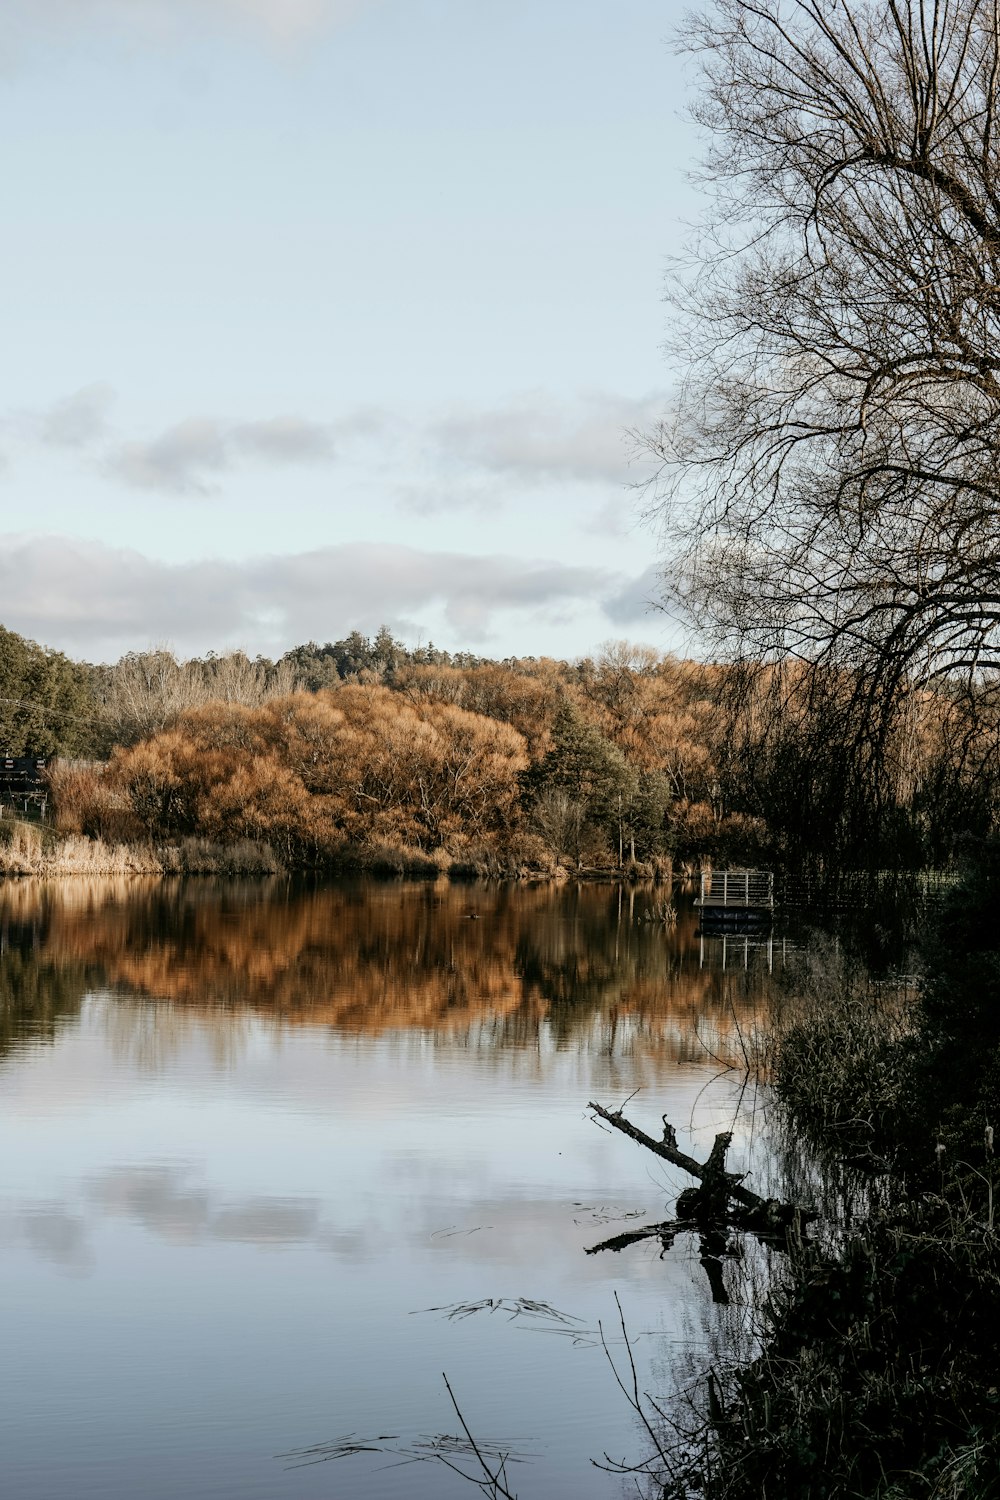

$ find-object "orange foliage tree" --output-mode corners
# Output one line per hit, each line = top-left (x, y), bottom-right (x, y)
(91, 688), (528, 862)
(394, 659), (564, 757)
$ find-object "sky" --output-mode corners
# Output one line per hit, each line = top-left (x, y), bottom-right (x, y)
(1, 0), (701, 664)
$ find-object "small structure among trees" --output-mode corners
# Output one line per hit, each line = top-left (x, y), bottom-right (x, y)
(0, 754), (48, 818)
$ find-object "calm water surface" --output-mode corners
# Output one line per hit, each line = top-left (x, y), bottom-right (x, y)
(1, 878), (789, 1500)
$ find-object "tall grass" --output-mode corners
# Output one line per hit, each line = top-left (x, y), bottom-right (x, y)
(666, 1189), (1000, 1500)
(759, 938), (916, 1160)
(0, 820), (281, 877)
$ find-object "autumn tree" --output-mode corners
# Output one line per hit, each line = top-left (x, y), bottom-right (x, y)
(578, 642), (719, 797)
(313, 687), (528, 850)
(394, 659), (564, 756)
(94, 688), (528, 863)
(91, 648), (298, 749)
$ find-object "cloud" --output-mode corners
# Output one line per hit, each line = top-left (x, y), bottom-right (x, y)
(0, 533), (639, 659)
(6, 0), (377, 48)
(429, 391), (663, 489)
(232, 416), (335, 463)
(4, 387), (658, 507)
(3, 386), (349, 493)
(602, 564), (663, 626)
(103, 414), (337, 495)
(105, 418), (231, 496)
(0, 383), (116, 454)
(37, 383), (117, 449)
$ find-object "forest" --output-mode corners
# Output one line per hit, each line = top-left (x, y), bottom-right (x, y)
(4, 618), (1000, 876)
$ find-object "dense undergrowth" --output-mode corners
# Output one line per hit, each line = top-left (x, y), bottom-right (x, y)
(660, 847), (1000, 1500)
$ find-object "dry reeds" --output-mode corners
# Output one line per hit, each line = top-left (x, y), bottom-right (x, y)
(0, 820), (281, 877)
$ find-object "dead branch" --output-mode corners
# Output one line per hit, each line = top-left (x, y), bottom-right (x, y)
(585, 1219), (681, 1255)
(587, 1100), (814, 1254)
(587, 1101), (765, 1212)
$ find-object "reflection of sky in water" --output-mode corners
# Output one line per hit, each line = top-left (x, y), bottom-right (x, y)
(0, 879), (782, 1500)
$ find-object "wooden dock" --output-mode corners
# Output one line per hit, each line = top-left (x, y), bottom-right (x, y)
(694, 868), (774, 925)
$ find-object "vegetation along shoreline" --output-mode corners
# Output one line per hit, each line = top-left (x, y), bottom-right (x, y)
(5, 618), (997, 883)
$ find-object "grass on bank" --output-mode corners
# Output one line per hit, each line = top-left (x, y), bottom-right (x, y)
(0, 812), (676, 884)
(0, 818), (282, 877)
(674, 1193), (1000, 1500)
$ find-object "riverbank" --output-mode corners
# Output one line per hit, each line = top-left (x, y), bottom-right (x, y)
(665, 848), (1000, 1499)
(0, 817), (679, 883)
(0, 820), (284, 877)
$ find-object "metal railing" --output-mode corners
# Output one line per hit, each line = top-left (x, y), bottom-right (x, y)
(696, 869), (775, 909)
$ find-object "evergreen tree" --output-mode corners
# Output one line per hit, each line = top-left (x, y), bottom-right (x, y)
(523, 698), (639, 862)
(0, 624), (96, 756)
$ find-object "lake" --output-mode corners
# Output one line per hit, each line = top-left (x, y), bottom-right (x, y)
(1, 876), (790, 1500)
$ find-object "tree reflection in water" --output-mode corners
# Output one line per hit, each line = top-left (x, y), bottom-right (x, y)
(0, 877), (781, 1072)
(0, 875), (797, 1500)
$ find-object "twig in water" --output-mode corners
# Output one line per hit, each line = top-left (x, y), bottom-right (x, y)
(413, 1297), (583, 1326)
(729, 996), (752, 1075)
(442, 1372), (519, 1500)
(593, 1292), (677, 1487)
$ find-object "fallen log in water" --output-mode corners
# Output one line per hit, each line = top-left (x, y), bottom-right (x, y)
(587, 1099), (811, 1238)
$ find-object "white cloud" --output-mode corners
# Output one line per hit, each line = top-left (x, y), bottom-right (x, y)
(103, 414), (338, 495)
(1, 384), (116, 454)
(0, 534), (645, 660)
(104, 418), (231, 496)
(429, 391), (663, 489)
(4, 387), (660, 508)
(2, 391), (343, 493)
(37, 383), (117, 449)
(232, 416), (335, 463)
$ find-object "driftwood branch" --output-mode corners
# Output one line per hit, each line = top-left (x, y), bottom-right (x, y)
(587, 1100), (812, 1302)
(585, 1219), (681, 1255)
(587, 1101), (766, 1212)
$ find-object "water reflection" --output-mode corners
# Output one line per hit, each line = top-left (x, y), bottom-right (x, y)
(1, 877), (779, 1067)
(88, 1163), (323, 1246)
(0, 876), (791, 1500)
(15, 1202), (91, 1274)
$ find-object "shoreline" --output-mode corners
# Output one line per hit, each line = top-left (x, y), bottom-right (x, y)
(0, 819), (677, 884)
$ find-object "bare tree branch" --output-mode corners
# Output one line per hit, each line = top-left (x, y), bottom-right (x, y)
(652, 0), (1000, 713)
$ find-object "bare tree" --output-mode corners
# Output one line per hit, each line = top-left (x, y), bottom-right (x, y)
(650, 0), (1000, 717)
(93, 648), (300, 747)
(532, 786), (586, 864)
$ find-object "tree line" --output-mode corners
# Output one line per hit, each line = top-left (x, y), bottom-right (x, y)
(5, 619), (1000, 870)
